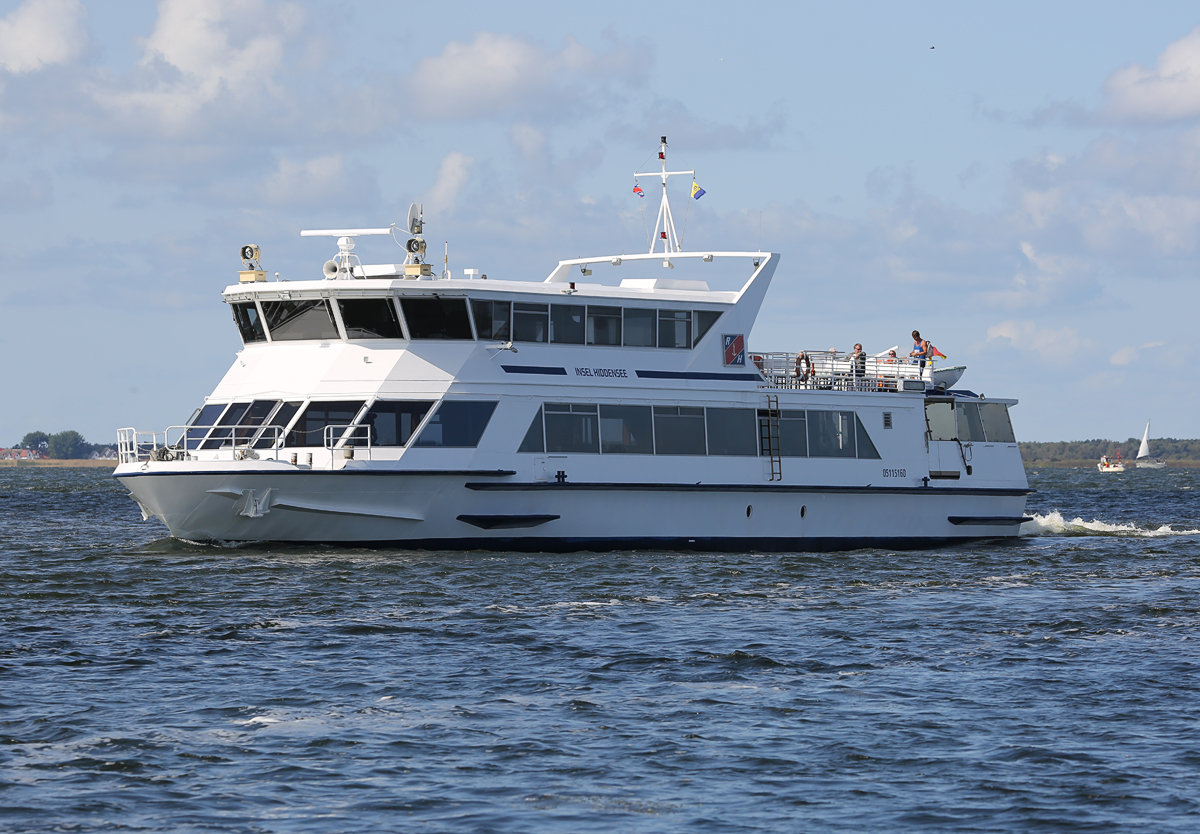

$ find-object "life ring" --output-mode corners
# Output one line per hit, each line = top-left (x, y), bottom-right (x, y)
(795, 352), (814, 380)
(752, 354), (765, 371)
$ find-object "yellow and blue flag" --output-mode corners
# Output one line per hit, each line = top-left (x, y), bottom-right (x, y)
(691, 182), (706, 200)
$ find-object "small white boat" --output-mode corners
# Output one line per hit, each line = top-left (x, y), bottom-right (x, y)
(1135, 420), (1166, 469)
(1097, 454), (1125, 473)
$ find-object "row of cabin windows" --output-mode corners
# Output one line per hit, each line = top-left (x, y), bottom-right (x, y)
(518, 405), (882, 459)
(231, 296), (722, 350)
(186, 399), (496, 449)
(924, 401), (1016, 444)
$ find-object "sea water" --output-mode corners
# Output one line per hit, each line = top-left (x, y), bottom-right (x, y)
(1, 466), (1198, 832)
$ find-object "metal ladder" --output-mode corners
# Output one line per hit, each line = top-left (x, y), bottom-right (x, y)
(761, 394), (782, 481)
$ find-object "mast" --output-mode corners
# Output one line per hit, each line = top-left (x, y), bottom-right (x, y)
(634, 136), (695, 259)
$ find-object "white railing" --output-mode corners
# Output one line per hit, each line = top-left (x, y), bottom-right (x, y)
(116, 425), (286, 464)
(323, 424), (373, 467)
(750, 350), (936, 392)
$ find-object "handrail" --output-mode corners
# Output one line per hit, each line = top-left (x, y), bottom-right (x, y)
(116, 425), (285, 464)
(323, 424), (372, 467)
(751, 349), (939, 392)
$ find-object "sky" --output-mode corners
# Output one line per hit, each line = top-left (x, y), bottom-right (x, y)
(2, 0), (1200, 444)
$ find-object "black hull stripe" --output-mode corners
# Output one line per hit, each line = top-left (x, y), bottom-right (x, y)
(169, 535), (1024, 554)
(465, 482), (1033, 496)
(635, 370), (762, 381)
(501, 365), (568, 375)
(115, 469), (518, 479)
(948, 516), (1032, 526)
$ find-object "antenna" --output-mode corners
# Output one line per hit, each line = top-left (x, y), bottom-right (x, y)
(633, 135), (695, 258)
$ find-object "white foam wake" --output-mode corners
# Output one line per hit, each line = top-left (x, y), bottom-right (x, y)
(1020, 511), (1200, 537)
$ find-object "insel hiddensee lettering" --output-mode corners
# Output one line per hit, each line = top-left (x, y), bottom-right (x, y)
(114, 138), (1032, 550)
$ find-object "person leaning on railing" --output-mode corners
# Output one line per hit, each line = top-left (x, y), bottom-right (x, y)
(909, 330), (929, 369)
(850, 343), (867, 389)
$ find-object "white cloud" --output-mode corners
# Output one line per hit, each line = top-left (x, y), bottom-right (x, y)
(89, 0), (304, 133)
(1110, 340), (1166, 366)
(1104, 25), (1200, 122)
(258, 154), (349, 206)
(424, 151), (473, 215)
(987, 320), (1084, 361)
(511, 123), (545, 159)
(406, 32), (644, 120)
(0, 0), (86, 74)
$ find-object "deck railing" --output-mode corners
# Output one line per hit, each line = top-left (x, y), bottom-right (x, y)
(116, 426), (286, 464)
(750, 350), (936, 392)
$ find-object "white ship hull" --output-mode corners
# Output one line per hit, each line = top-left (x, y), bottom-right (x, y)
(117, 464), (1029, 550)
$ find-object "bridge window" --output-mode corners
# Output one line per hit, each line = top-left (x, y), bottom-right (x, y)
(254, 401), (301, 449)
(956, 402), (987, 443)
(231, 302), (266, 344)
(233, 400), (279, 444)
(513, 303), (549, 342)
(623, 308), (656, 347)
(414, 401), (497, 447)
(925, 401), (956, 441)
(587, 306), (622, 346)
(599, 405), (654, 454)
(338, 298), (404, 339)
(186, 403), (227, 449)
(654, 406), (706, 455)
(261, 299), (339, 341)
(355, 401), (434, 446)
(544, 403), (599, 453)
(400, 297), (473, 339)
(471, 300), (511, 341)
(694, 310), (722, 344)
(979, 403), (1016, 443)
(202, 402), (251, 449)
(550, 304), (585, 344)
(658, 310), (692, 349)
(287, 401), (366, 447)
(706, 408), (757, 456)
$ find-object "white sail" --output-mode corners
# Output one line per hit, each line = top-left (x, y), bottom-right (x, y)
(1138, 420), (1151, 459)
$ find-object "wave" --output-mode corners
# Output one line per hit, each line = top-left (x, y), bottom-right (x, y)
(1020, 511), (1200, 537)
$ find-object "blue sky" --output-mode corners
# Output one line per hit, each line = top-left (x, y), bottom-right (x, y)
(2, 0), (1199, 444)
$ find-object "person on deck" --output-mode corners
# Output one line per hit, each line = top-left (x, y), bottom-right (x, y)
(850, 343), (867, 389)
(909, 330), (930, 369)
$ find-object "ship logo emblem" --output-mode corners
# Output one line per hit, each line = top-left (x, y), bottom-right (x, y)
(723, 334), (745, 366)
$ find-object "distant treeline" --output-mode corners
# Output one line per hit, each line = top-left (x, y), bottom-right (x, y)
(10, 431), (111, 459)
(1020, 438), (1200, 467)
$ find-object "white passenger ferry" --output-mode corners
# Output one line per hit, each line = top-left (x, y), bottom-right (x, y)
(115, 139), (1031, 550)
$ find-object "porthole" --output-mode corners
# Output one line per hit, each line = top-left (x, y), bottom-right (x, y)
(746, 505), (753, 518)
(800, 505), (807, 519)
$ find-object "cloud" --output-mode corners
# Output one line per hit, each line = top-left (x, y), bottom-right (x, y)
(257, 154), (353, 206)
(1104, 25), (1200, 123)
(1110, 340), (1166, 366)
(0, 172), (52, 211)
(987, 320), (1084, 361)
(406, 32), (648, 120)
(608, 98), (785, 151)
(0, 0), (86, 74)
(88, 0), (305, 134)
(423, 151), (473, 215)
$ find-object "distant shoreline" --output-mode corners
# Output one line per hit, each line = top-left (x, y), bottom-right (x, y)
(0, 459), (118, 468)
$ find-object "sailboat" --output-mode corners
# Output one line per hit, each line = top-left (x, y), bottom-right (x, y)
(1135, 420), (1166, 469)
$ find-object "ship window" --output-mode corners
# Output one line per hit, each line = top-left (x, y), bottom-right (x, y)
(414, 401), (498, 447)
(599, 405), (654, 454)
(760, 409), (808, 457)
(808, 411), (856, 458)
(979, 403), (1016, 443)
(855, 414), (881, 459)
(231, 302), (266, 344)
(513, 303), (549, 343)
(587, 306), (622, 346)
(550, 304), (585, 344)
(471, 300), (511, 341)
(202, 402), (251, 449)
(355, 401), (434, 446)
(338, 298), (404, 339)
(925, 401), (956, 441)
(518, 406), (545, 453)
(233, 400), (278, 444)
(653, 406), (706, 455)
(543, 403), (599, 454)
(694, 310), (722, 345)
(400, 297), (473, 339)
(186, 403), (227, 449)
(254, 401), (301, 449)
(287, 401), (366, 447)
(706, 408), (757, 456)
(956, 402), (986, 443)
(658, 310), (692, 349)
(261, 299), (339, 341)
(623, 308), (656, 347)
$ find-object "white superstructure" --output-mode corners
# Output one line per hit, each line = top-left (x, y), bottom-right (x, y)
(115, 138), (1031, 550)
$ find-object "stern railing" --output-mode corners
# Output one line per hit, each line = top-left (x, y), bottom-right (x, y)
(751, 350), (938, 391)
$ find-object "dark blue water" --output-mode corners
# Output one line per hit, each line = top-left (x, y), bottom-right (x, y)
(2, 466), (1199, 833)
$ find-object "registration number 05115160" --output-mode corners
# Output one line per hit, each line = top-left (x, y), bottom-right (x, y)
(882, 468), (907, 478)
